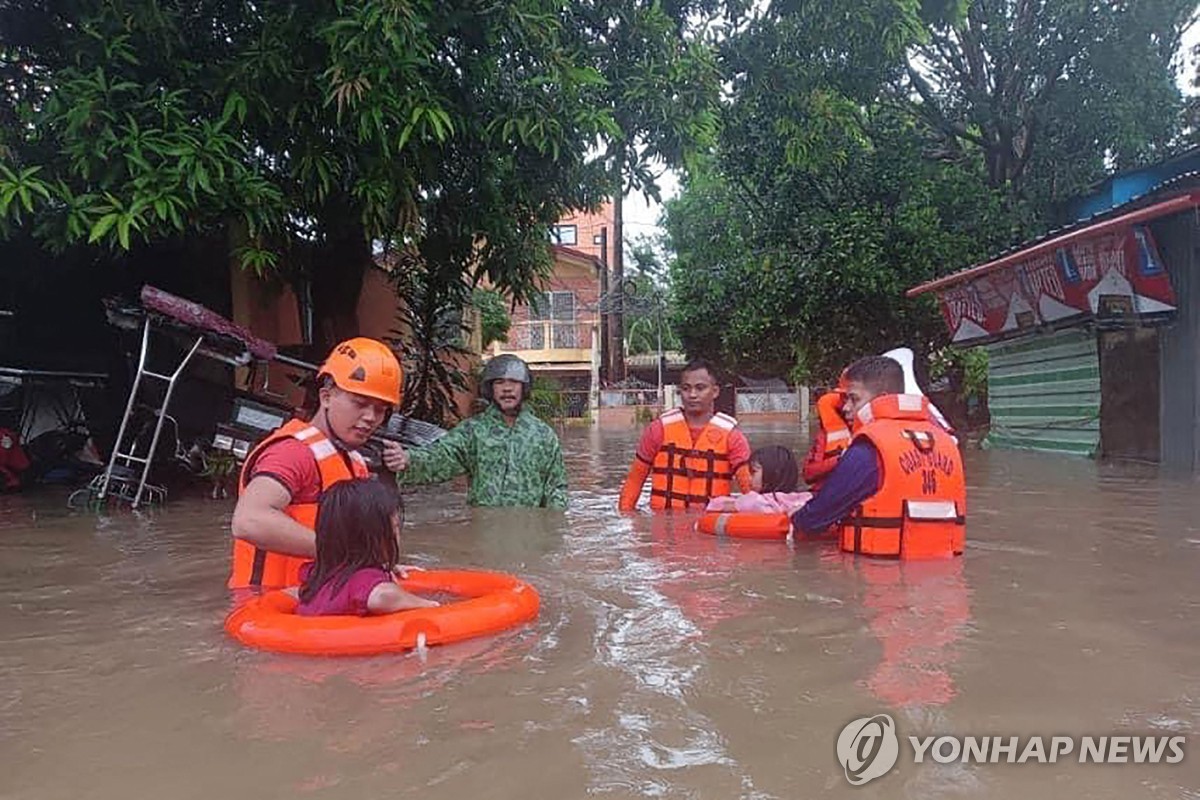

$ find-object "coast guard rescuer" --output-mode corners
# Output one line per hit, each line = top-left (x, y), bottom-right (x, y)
(801, 371), (852, 490)
(229, 338), (405, 590)
(802, 349), (953, 491)
(791, 356), (965, 558)
(619, 359), (753, 511)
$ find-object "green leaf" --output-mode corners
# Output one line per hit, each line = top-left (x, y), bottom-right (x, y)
(116, 216), (132, 249)
(195, 163), (212, 194)
(222, 91), (248, 124)
(88, 213), (119, 243)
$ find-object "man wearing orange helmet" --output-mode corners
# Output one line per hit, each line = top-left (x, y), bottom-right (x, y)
(228, 337), (406, 590)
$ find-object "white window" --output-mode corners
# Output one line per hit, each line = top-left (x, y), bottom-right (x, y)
(549, 224), (578, 246)
(530, 291), (575, 321)
(527, 292), (578, 348)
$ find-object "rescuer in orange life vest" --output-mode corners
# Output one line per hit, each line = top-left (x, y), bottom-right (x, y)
(791, 355), (966, 559)
(800, 370), (852, 490)
(802, 349), (955, 491)
(228, 338), (406, 590)
(618, 358), (754, 511)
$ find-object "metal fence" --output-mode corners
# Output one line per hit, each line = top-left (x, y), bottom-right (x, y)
(529, 389), (591, 420)
(526, 386), (806, 420)
(600, 388), (662, 407)
(734, 387), (803, 415)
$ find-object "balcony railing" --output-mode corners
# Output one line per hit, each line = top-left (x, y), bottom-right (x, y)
(505, 321), (594, 351)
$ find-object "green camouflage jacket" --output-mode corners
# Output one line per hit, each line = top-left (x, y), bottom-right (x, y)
(397, 404), (568, 509)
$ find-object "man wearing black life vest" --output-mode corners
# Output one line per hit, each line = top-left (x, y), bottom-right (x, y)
(791, 356), (966, 559)
(618, 359), (754, 511)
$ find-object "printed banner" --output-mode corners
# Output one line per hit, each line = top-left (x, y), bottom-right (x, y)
(936, 225), (1177, 344)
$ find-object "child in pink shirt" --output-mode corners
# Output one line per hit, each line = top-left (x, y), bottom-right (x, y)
(294, 478), (438, 616)
(705, 445), (812, 515)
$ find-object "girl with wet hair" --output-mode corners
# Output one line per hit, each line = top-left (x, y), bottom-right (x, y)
(749, 445), (800, 493)
(705, 445), (812, 514)
(294, 477), (438, 616)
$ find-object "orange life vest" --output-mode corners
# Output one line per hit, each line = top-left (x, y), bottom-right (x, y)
(228, 418), (370, 589)
(839, 394), (966, 559)
(802, 391), (851, 488)
(650, 409), (737, 510)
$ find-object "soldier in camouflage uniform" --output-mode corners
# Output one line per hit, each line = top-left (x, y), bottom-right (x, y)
(385, 355), (568, 509)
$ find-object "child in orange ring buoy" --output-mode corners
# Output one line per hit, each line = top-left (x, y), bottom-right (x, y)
(291, 478), (438, 616)
(704, 445), (812, 515)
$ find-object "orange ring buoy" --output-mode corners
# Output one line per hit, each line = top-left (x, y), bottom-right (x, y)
(224, 569), (540, 656)
(695, 512), (791, 540)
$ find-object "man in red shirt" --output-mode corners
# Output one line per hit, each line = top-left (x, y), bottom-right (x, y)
(228, 338), (406, 590)
(619, 359), (753, 511)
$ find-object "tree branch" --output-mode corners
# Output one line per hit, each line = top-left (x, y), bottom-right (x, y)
(904, 64), (988, 149)
(958, 5), (993, 98)
(1011, 115), (1037, 183)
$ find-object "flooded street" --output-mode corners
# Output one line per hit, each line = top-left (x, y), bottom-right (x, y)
(4, 421), (1200, 799)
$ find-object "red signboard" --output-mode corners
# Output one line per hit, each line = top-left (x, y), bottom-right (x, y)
(935, 224), (1177, 344)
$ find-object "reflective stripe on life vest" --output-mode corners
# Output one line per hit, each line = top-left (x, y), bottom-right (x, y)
(803, 391), (852, 488)
(650, 409), (737, 510)
(228, 419), (370, 589)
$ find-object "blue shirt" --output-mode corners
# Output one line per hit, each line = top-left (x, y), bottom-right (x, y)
(792, 439), (882, 535)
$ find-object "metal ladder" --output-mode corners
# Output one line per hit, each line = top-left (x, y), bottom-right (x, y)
(92, 318), (202, 509)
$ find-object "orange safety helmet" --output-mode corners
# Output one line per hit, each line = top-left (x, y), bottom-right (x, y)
(317, 338), (404, 407)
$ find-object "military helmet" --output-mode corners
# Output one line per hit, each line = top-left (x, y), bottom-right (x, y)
(481, 354), (532, 401)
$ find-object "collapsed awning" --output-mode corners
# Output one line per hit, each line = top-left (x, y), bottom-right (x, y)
(907, 192), (1199, 345)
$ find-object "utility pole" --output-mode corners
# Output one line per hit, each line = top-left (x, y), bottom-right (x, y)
(656, 303), (664, 406)
(607, 193), (626, 383)
(595, 226), (609, 385)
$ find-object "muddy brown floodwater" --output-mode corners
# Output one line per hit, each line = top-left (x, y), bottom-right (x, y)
(4, 421), (1200, 799)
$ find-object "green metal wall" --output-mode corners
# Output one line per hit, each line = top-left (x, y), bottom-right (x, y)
(984, 328), (1100, 456)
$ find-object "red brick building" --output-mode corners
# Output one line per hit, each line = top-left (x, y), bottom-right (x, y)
(550, 202), (615, 264)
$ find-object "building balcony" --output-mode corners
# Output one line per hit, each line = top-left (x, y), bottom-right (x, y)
(494, 320), (598, 367)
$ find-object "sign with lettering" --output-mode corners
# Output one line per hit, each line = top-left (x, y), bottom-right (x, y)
(935, 225), (1177, 344)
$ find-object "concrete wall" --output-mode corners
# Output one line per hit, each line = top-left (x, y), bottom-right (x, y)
(504, 255), (601, 334)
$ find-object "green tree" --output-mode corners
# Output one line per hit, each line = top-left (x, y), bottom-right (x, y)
(667, 0), (985, 380)
(0, 1), (723, 421)
(623, 236), (681, 356)
(0, 0), (615, 341)
(665, 0), (1193, 384)
(904, 0), (1196, 211)
(666, 114), (1009, 382)
(472, 288), (511, 350)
